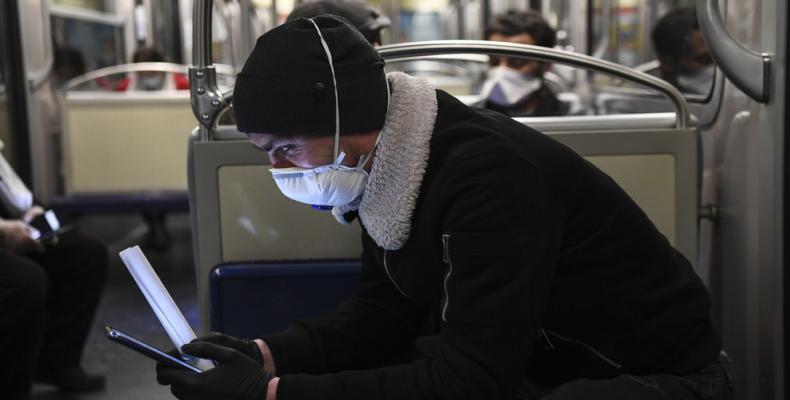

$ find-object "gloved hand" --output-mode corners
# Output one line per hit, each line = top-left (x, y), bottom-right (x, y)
(191, 332), (264, 367)
(156, 341), (272, 400)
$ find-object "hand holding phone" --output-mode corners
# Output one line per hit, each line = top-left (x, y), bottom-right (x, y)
(27, 209), (63, 242)
(0, 219), (43, 253)
(104, 326), (203, 373)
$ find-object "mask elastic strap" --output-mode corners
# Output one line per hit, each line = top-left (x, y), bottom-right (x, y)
(355, 130), (383, 168)
(355, 74), (389, 169)
(308, 18), (342, 164)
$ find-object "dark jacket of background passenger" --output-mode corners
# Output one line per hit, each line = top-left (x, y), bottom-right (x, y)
(262, 90), (721, 400)
(478, 85), (570, 118)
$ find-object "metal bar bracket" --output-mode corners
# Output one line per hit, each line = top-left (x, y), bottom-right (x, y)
(189, 66), (228, 136)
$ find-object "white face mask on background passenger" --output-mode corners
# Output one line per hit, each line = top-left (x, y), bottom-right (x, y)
(676, 65), (714, 95)
(269, 18), (387, 208)
(480, 65), (542, 107)
(137, 74), (166, 91)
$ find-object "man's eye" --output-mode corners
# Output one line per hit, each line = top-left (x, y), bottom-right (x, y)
(276, 145), (295, 154)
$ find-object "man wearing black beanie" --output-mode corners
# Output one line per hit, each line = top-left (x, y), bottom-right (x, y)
(156, 15), (731, 400)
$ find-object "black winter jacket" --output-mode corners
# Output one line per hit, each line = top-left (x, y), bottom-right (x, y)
(263, 87), (721, 400)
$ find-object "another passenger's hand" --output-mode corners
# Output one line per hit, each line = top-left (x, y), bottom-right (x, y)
(22, 206), (45, 224)
(190, 332), (264, 367)
(157, 341), (272, 400)
(0, 219), (43, 254)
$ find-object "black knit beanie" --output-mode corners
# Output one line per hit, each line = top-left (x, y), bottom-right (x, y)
(233, 15), (388, 136)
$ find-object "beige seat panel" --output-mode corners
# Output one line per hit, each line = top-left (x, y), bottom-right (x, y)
(586, 154), (677, 246)
(62, 93), (195, 194)
(218, 165), (362, 262)
(215, 155), (676, 262)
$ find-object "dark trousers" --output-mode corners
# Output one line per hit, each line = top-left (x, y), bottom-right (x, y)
(408, 337), (735, 400)
(520, 352), (735, 400)
(0, 231), (107, 399)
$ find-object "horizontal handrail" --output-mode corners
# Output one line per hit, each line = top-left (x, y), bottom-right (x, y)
(377, 41), (690, 129)
(209, 112), (683, 142)
(63, 62), (235, 92)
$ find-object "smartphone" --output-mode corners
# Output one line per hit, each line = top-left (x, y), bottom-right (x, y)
(104, 326), (203, 373)
(28, 209), (63, 241)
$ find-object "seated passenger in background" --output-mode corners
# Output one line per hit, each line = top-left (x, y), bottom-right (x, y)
(0, 150), (108, 399)
(479, 10), (569, 117)
(652, 7), (715, 95)
(116, 47), (190, 91)
(53, 46), (87, 90)
(287, 0), (390, 46)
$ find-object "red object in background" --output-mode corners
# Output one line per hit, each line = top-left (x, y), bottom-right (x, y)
(114, 73), (190, 91)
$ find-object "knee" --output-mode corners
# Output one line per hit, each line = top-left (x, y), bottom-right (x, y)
(71, 233), (108, 267)
(549, 378), (606, 400)
(0, 254), (48, 312)
(57, 232), (109, 279)
(82, 237), (109, 276)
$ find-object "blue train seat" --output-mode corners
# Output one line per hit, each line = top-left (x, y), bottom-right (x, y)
(209, 261), (361, 338)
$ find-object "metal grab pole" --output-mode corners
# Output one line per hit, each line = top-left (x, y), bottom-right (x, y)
(191, 0), (227, 140)
(192, 0), (212, 68)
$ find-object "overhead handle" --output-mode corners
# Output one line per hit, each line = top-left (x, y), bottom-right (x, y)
(696, 0), (771, 103)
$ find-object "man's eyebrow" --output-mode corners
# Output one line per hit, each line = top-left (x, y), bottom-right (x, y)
(261, 141), (275, 152)
(255, 139), (275, 152)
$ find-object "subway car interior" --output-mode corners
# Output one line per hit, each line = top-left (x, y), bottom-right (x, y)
(0, 0), (786, 399)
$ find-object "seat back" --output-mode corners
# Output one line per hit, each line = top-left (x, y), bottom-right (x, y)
(209, 261), (361, 337)
(189, 113), (698, 331)
(187, 40), (699, 332)
(61, 91), (194, 194)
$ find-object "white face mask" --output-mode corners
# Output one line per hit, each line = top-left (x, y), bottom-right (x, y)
(138, 75), (165, 91)
(270, 150), (376, 206)
(268, 18), (387, 208)
(677, 65), (714, 95)
(480, 65), (542, 107)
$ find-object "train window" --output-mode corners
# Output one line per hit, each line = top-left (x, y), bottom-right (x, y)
(50, 6), (125, 89)
(588, 0), (716, 100)
(203, 0), (718, 118)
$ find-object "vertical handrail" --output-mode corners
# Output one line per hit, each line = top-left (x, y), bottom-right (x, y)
(591, 0), (611, 60)
(239, 0), (253, 69)
(191, 0), (225, 141)
(27, 0), (53, 91)
(192, 0), (212, 69)
(696, 0), (771, 103)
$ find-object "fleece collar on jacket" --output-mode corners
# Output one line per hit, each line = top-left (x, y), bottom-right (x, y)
(355, 72), (438, 250)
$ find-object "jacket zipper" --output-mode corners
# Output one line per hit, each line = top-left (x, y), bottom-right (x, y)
(543, 329), (623, 369)
(441, 234), (453, 321)
(383, 250), (408, 297)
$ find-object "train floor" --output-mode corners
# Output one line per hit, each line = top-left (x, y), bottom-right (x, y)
(30, 213), (198, 400)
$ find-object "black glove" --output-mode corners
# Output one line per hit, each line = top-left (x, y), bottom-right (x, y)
(192, 332), (264, 367)
(156, 341), (272, 400)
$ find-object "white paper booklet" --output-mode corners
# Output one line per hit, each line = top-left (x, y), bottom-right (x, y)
(119, 245), (214, 371)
